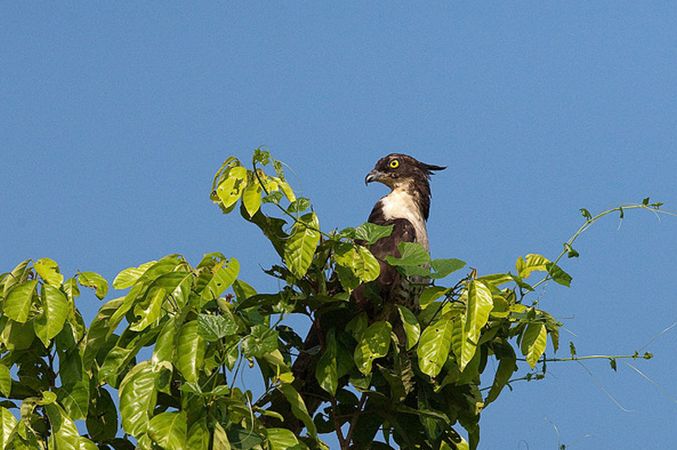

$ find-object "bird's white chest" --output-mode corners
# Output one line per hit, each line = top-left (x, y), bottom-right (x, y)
(380, 189), (429, 250)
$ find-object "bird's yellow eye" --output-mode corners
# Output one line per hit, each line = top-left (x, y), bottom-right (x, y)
(389, 159), (399, 169)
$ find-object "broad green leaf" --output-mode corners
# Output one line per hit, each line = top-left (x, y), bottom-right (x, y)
(45, 402), (90, 450)
(278, 178), (296, 203)
(351, 222), (393, 244)
(334, 245), (380, 283)
(452, 281), (493, 371)
(0, 406), (17, 449)
(430, 258), (466, 279)
(113, 261), (156, 289)
(34, 258), (63, 287)
(279, 384), (317, 437)
(0, 319), (35, 350)
(201, 258), (240, 300)
(354, 321), (392, 375)
(287, 197), (311, 213)
(315, 329), (338, 396)
(129, 288), (165, 332)
(253, 148), (270, 165)
(86, 387), (118, 442)
(78, 271), (108, 299)
(83, 297), (125, 368)
(3, 280), (38, 323)
(397, 305), (421, 350)
(385, 242), (430, 267)
(152, 317), (179, 365)
(217, 166), (248, 208)
(545, 262), (572, 287)
(58, 380), (89, 420)
(242, 324), (278, 358)
(213, 422), (232, 450)
(186, 418), (210, 450)
(197, 313), (239, 342)
(346, 313), (368, 340)
(485, 344), (517, 406)
(175, 321), (205, 383)
(417, 318), (453, 377)
(242, 181), (262, 217)
(521, 323), (547, 368)
(266, 428), (299, 450)
(0, 366), (10, 397)
(119, 361), (158, 436)
(419, 286), (448, 308)
(515, 254), (549, 279)
(34, 284), (69, 346)
(147, 411), (187, 450)
(284, 212), (320, 278)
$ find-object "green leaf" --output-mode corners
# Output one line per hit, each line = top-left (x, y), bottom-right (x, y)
(397, 306), (421, 350)
(78, 271), (108, 299)
(345, 313), (368, 340)
(354, 321), (392, 375)
(186, 419), (210, 450)
(485, 344), (517, 406)
(242, 181), (263, 217)
(0, 406), (17, 449)
(113, 261), (156, 289)
(419, 286), (448, 308)
(278, 384), (317, 437)
(175, 321), (205, 383)
(580, 208), (592, 220)
(119, 361), (158, 436)
(545, 262), (572, 287)
(197, 313), (239, 342)
(213, 422), (232, 450)
(453, 281), (493, 371)
(34, 258), (63, 287)
(287, 198), (311, 213)
(334, 244), (380, 283)
(45, 402), (96, 450)
(266, 428), (300, 450)
(430, 258), (466, 279)
(278, 178), (296, 203)
(217, 166), (248, 208)
(201, 258), (240, 301)
(351, 222), (394, 244)
(418, 318), (453, 377)
(3, 280), (38, 323)
(315, 329), (338, 396)
(34, 284), (70, 346)
(147, 411), (187, 450)
(242, 324), (278, 358)
(284, 212), (320, 278)
(521, 323), (547, 368)
(86, 387), (118, 442)
(515, 254), (550, 279)
(129, 287), (165, 332)
(385, 242), (430, 267)
(0, 365), (10, 397)
(58, 380), (90, 420)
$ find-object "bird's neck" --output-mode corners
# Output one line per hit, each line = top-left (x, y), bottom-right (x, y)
(379, 185), (430, 250)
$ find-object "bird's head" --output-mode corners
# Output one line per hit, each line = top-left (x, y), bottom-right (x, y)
(364, 153), (445, 189)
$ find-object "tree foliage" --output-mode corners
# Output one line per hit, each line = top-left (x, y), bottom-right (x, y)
(0, 149), (667, 449)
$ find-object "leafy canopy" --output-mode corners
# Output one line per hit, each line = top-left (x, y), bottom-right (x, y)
(0, 149), (665, 450)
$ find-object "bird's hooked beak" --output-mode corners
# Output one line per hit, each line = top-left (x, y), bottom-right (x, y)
(364, 169), (385, 186)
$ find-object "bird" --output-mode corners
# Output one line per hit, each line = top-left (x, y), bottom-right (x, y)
(265, 153), (445, 434)
(357, 153), (445, 312)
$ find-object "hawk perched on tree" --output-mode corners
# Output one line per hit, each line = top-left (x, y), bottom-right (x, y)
(269, 153), (444, 432)
(356, 153), (445, 311)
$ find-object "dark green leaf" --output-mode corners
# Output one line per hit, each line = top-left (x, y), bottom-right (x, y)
(315, 329), (338, 396)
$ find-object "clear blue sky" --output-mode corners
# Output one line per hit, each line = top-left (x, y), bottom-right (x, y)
(2, 3), (676, 449)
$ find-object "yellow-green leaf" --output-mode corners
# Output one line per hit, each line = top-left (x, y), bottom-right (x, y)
(521, 323), (547, 368)
(216, 166), (248, 208)
(0, 365), (11, 397)
(147, 411), (187, 450)
(0, 406), (17, 449)
(242, 180), (263, 217)
(34, 284), (70, 346)
(354, 321), (392, 375)
(113, 261), (156, 289)
(284, 212), (320, 278)
(397, 305), (421, 350)
(418, 318), (453, 377)
(119, 361), (158, 437)
(4, 280), (38, 323)
(175, 321), (205, 383)
(78, 272), (108, 299)
(34, 258), (63, 287)
(267, 428), (299, 450)
(516, 254), (550, 279)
